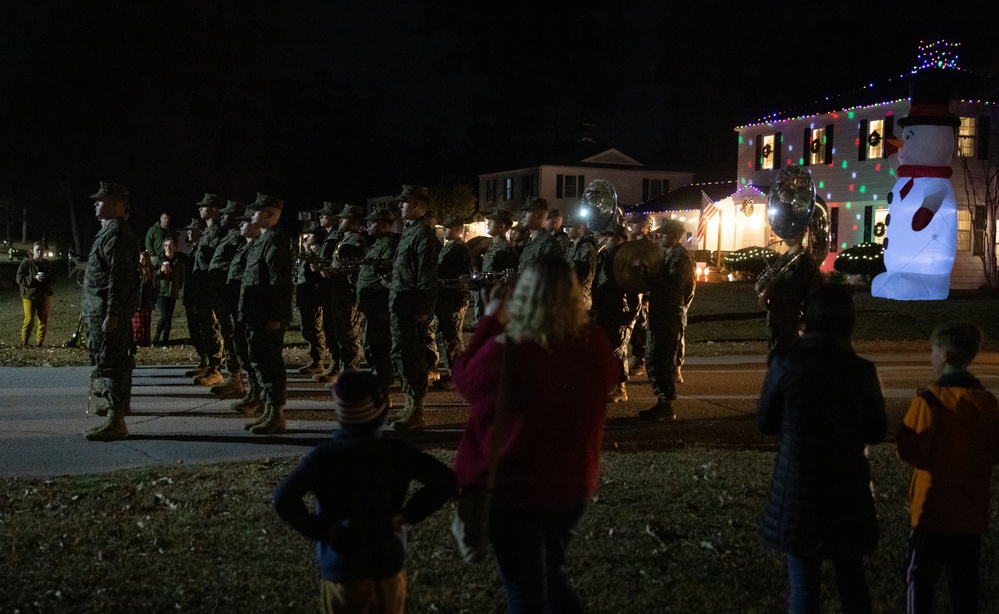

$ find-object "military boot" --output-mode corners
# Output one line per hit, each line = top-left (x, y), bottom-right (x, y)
(85, 404), (129, 442)
(608, 382), (628, 403)
(94, 403), (133, 417)
(297, 359), (325, 375)
(184, 356), (209, 377)
(244, 402), (271, 430)
(211, 371), (245, 398)
(391, 395), (426, 431)
(638, 400), (675, 422)
(312, 361), (339, 383)
(250, 405), (287, 435)
(231, 380), (263, 416)
(194, 367), (224, 387)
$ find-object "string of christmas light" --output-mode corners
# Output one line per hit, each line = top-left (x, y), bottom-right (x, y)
(914, 40), (960, 72)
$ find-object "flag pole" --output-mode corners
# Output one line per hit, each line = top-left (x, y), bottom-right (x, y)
(715, 208), (723, 268)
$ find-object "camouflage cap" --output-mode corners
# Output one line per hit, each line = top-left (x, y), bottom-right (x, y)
(196, 193), (221, 208)
(486, 209), (514, 226)
(182, 217), (204, 231)
(547, 207), (563, 218)
(658, 218), (686, 237)
(599, 224), (627, 238)
(301, 221), (323, 235)
(219, 200), (245, 216)
(366, 208), (396, 224)
(395, 184), (430, 202)
(90, 182), (129, 200)
(441, 215), (466, 228)
(247, 193), (284, 211)
(317, 202), (339, 216)
(337, 204), (366, 219)
(519, 196), (549, 212)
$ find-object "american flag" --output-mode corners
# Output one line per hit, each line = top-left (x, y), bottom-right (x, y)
(695, 191), (719, 247)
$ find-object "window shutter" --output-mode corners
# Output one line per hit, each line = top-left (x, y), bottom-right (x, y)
(863, 205), (873, 242)
(755, 135), (762, 171)
(858, 119), (868, 161)
(556, 174), (564, 199)
(774, 132), (783, 167)
(979, 115), (991, 160)
(829, 207), (839, 252)
(803, 129), (811, 166)
(663, 179), (670, 194)
(578, 175), (585, 194)
(824, 124), (835, 165)
(642, 178), (650, 201)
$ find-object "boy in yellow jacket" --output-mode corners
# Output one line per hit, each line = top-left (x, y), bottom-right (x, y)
(897, 321), (999, 613)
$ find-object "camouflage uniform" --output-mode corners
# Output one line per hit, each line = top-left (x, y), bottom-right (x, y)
(209, 220), (245, 380)
(565, 234), (598, 312)
(239, 202), (293, 420)
(551, 227), (571, 258)
(762, 249), (821, 363)
(295, 228), (328, 374)
(390, 215), (439, 406)
(644, 243), (695, 413)
(313, 210), (366, 378)
(191, 203), (226, 378)
(517, 229), (562, 271)
(591, 241), (641, 398)
(356, 226), (399, 390)
(480, 236), (519, 274)
(227, 235), (262, 415)
(82, 183), (139, 441)
(435, 235), (472, 373)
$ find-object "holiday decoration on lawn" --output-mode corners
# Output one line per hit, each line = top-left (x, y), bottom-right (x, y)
(871, 68), (959, 300)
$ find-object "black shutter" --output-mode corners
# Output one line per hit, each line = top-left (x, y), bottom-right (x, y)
(642, 178), (650, 201)
(863, 205), (873, 242)
(829, 207), (839, 252)
(578, 175), (585, 195)
(858, 119), (868, 161)
(824, 124), (835, 165)
(556, 174), (564, 199)
(755, 135), (762, 171)
(979, 115), (991, 160)
(803, 128), (811, 166)
(774, 132), (783, 167)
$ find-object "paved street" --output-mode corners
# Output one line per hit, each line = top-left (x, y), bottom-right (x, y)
(2, 352), (998, 477)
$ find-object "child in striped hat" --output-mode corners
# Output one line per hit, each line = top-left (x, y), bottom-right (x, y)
(273, 370), (456, 613)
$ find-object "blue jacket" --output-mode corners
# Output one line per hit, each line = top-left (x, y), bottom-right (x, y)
(273, 429), (456, 581)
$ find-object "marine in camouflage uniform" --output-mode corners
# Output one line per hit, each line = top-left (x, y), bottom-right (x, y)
(82, 182), (139, 442)
(626, 212), (653, 376)
(757, 235), (822, 364)
(179, 219), (204, 364)
(189, 193), (227, 385)
(227, 216), (264, 416)
(591, 226), (641, 403)
(312, 203), (366, 381)
(388, 185), (440, 431)
(434, 217), (473, 385)
(207, 201), (248, 397)
(239, 194), (294, 435)
(356, 208), (399, 390)
(480, 209), (519, 275)
(639, 219), (696, 422)
(564, 216), (598, 313)
(517, 197), (562, 271)
(294, 224), (328, 375)
(545, 207), (570, 258)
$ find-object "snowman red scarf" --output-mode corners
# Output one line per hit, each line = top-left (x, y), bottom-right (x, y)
(896, 165), (953, 231)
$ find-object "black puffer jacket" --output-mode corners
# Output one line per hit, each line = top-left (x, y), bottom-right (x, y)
(757, 333), (887, 558)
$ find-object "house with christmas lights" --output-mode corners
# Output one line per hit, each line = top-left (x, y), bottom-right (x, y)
(728, 40), (996, 290)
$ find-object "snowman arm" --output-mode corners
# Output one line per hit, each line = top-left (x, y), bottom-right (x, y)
(910, 188), (947, 232)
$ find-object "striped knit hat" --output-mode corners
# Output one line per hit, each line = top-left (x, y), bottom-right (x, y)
(331, 371), (389, 426)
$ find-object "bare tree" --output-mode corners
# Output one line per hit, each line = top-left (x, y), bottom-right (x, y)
(957, 106), (999, 290)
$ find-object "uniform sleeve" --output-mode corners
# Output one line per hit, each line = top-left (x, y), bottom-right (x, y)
(414, 232), (440, 316)
(107, 233), (138, 318)
(897, 394), (935, 469)
(266, 239), (294, 323)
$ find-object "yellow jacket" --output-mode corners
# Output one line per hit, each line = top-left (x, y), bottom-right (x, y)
(897, 372), (999, 534)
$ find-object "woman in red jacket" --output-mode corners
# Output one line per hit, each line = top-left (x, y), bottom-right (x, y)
(452, 255), (617, 613)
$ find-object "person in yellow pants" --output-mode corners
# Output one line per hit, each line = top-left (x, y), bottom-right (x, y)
(16, 241), (54, 347)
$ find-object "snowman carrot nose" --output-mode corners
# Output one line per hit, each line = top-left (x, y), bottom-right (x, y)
(886, 136), (904, 149)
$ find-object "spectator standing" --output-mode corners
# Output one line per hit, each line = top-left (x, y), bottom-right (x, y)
(897, 321), (999, 613)
(153, 237), (185, 346)
(144, 211), (176, 266)
(132, 250), (157, 347)
(16, 241), (54, 347)
(452, 256), (617, 612)
(757, 284), (887, 613)
(273, 371), (456, 614)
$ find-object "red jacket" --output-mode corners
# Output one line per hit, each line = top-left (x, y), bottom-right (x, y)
(452, 315), (617, 506)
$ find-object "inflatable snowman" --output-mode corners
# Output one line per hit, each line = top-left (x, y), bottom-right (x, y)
(871, 72), (960, 300)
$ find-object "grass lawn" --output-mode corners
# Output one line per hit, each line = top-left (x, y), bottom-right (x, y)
(2, 271), (999, 612)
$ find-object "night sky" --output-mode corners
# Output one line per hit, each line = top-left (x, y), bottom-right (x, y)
(0, 1), (995, 245)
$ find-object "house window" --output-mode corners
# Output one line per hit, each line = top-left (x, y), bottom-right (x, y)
(503, 178), (514, 201)
(809, 127), (826, 166)
(485, 180), (496, 203)
(958, 116), (976, 158)
(867, 119), (885, 159)
(642, 178), (668, 201)
(557, 174), (585, 199)
(957, 208), (972, 251)
(761, 134), (776, 170)
(521, 175), (536, 199)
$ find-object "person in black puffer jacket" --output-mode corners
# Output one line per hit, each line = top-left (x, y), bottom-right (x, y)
(757, 284), (887, 614)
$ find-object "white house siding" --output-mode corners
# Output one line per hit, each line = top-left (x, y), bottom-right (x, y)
(735, 99), (990, 289)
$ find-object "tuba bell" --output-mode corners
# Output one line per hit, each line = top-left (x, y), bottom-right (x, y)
(755, 165), (829, 307)
(578, 178), (624, 234)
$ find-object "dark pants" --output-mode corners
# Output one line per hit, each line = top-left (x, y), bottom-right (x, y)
(434, 293), (468, 370)
(390, 311), (431, 398)
(905, 529), (980, 614)
(322, 296), (362, 372)
(217, 305), (241, 374)
(296, 289), (326, 366)
(246, 325), (287, 406)
(786, 552), (872, 614)
(184, 301), (204, 357)
(153, 296), (176, 344)
(646, 307), (685, 403)
(84, 315), (135, 411)
(194, 299), (224, 369)
(630, 300), (647, 363)
(489, 499), (588, 614)
(358, 289), (394, 389)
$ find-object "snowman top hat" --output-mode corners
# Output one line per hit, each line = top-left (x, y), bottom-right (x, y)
(898, 68), (961, 128)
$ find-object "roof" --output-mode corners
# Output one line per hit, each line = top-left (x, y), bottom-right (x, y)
(628, 183), (737, 213)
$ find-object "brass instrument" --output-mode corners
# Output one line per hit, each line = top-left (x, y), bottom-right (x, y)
(302, 251), (393, 276)
(611, 240), (663, 294)
(439, 270), (516, 291)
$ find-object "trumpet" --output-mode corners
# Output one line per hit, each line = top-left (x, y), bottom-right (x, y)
(302, 252), (393, 276)
(439, 270), (516, 291)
